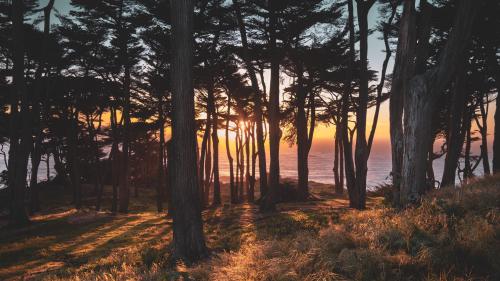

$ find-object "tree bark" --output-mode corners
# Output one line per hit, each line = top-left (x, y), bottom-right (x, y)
(68, 111), (82, 209)
(211, 106), (221, 206)
(390, 0), (416, 207)
(249, 122), (256, 202)
(442, 68), (467, 187)
(157, 92), (165, 212)
(29, 0), (55, 213)
(110, 108), (119, 213)
(296, 66), (309, 201)
(261, 0), (280, 212)
(199, 106), (211, 206)
(333, 122), (342, 194)
(342, 0), (357, 207)
(225, 93), (237, 204)
(233, 0), (268, 197)
(352, 0), (376, 210)
(118, 66), (131, 213)
(244, 124), (251, 201)
(170, 0), (207, 262)
(475, 97), (490, 175)
(9, 0), (31, 225)
(487, 46), (500, 173)
(401, 0), (477, 205)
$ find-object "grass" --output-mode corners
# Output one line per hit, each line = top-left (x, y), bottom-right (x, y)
(0, 176), (499, 280)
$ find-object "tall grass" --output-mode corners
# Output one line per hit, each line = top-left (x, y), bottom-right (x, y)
(30, 175), (500, 280)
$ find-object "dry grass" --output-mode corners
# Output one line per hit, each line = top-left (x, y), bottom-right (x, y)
(0, 176), (498, 280)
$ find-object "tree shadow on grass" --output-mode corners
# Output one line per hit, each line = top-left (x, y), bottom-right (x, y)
(0, 214), (147, 280)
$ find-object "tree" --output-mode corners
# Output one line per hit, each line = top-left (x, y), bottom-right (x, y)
(170, 0), (207, 262)
(400, 0), (478, 205)
(232, 0), (268, 199)
(8, 0), (32, 225)
(260, 0), (281, 212)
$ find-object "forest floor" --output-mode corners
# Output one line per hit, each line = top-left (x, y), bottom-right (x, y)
(0, 177), (499, 281)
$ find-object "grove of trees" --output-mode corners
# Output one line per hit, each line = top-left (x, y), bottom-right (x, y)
(0, 0), (499, 261)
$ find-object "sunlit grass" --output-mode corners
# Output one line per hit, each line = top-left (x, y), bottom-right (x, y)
(0, 176), (498, 280)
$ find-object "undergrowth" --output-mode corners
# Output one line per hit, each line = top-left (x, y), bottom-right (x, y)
(2, 175), (499, 281)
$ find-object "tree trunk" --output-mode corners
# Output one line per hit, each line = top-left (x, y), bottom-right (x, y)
(110, 108), (119, 213)
(389, 0), (416, 207)
(261, 0), (280, 212)
(199, 107), (211, 206)
(204, 133), (212, 205)
(476, 97), (490, 175)
(87, 114), (103, 211)
(401, 0), (477, 205)
(463, 113), (473, 182)
(118, 66), (131, 213)
(225, 93), (237, 204)
(68, 111), (82, 209)
(157, 92), (165, 212)
(442, 69), (467, 187)
(342, 0), (357, 208)
(489, 47), (500, 173)
(166, 140), (174, 216)
(249, 123), (256, 202)
(211, 107), (221, 206)
(296, 66), (309, 201)
(333, 124), (342, 194)
(238, 124), (244, 201)
(8, 0), (31, 226)
(233, 0), (268, 197)
(352, 0), (375, 210)
(170, 0), (207, 261)
(29, 0), (55, 213)
(244, 124), (251, 201)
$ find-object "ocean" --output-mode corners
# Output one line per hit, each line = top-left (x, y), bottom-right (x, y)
(0, 142), (491, 190)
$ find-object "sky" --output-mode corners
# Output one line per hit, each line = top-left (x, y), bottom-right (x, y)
(36, 0), (496, 156)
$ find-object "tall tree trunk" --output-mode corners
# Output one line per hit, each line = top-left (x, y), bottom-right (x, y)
(401, 0), (477, 205)
(9, 0), (31, 225)
(110, 108), (119, 213)
(475, 97), (490, 175)
(29, 0), (55, 213)
(87, 114), (103, 211)
(157, 92), (165, 212)
(204, 133), (212, 205)
(389, 0), (416, 207)
(342, 0), (357, 207)
(463, 113), (473, 182)
(352, 0), (376, 210)
(69, 111), (82, 209)
(170, 0), (207, 261)
(249, 123), (256, 202)
(367, 1), (397, 157)
(212, 107), (221, 206)
(442, 68), (467, 187)
(225, 93), (237, 204)
(333, 123), (342, 194)
(199, 108), (211, 205)
(233, 0), (268, 197)
(235, 125), (240, 199)
(296, 66), (309, 201)
(484, 46), (499, 174)
(489, 47), (500, 173)
(46, 153), (50, 181)
(238, 124), (244, 201)
(244, 124), (251, 201)
(118, 66), (131, 213)
(261, 0), (280, 212)
(166, 140), (174, 216)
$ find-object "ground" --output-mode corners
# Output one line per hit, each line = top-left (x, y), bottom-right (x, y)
(0, 177), (499, 281)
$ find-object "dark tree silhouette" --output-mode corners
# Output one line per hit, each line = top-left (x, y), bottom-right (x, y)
(170, 0), (207, 262)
